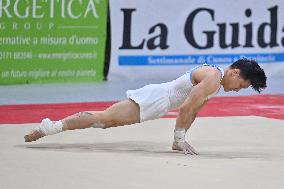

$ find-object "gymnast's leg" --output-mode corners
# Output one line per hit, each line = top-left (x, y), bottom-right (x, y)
(24, 99), (140, 142)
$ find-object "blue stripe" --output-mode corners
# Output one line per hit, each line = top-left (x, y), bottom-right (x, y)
(118, 53), (284, 66)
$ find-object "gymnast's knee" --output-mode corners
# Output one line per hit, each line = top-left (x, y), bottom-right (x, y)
(88, 112), (117, 129)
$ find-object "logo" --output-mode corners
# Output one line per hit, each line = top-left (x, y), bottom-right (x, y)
(119, 6), (284, 50)
(0, 0), (100, 30)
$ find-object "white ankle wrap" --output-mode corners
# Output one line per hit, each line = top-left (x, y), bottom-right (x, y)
(174, 129), (186, 143)
(39, 118), (63, 136)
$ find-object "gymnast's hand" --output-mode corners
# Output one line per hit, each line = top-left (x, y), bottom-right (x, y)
(172, 141), (198, 155)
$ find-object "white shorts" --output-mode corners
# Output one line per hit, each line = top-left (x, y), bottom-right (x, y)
(126, 84), (170, 122)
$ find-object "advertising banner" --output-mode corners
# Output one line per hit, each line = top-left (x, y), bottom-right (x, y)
(109, 0), (284, 81)
(0, 0), (107, 84)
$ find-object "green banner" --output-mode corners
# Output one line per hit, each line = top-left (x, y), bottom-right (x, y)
(0, 0), (107, 84)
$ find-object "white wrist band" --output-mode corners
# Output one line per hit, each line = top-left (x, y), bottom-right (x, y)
(174, 129), (186, 142)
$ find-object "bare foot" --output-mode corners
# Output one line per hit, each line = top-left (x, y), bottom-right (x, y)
(24, 130), (45, 142)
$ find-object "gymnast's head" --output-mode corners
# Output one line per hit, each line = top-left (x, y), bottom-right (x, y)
(222, 58), (267, 93)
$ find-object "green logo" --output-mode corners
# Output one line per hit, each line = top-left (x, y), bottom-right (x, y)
(0, 0), (107, 84)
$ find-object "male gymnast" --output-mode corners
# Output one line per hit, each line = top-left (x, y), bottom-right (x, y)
(24, 58), (267, 155)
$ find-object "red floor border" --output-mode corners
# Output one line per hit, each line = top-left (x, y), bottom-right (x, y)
(0, 95), (283, 124)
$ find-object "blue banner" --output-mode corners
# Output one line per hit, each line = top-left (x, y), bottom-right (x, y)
(119, 53), (284, 66)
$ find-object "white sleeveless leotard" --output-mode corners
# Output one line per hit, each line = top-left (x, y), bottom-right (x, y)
(163, 63), (224, 110)
(127, 64), (224, 122)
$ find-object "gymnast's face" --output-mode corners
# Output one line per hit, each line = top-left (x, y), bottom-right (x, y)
(223, 69), (251, 92)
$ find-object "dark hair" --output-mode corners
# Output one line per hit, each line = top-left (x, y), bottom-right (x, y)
(230, 58), (267, 93)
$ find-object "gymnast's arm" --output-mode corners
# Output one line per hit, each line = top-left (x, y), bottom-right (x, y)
(172, 73), (221, 155)
(175, 73), (220, 131)
(185, 98), (208, 132)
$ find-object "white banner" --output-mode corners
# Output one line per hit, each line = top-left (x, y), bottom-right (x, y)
(109, 0), (284, 81)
